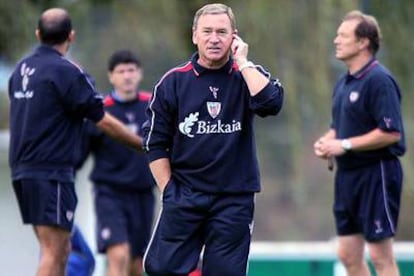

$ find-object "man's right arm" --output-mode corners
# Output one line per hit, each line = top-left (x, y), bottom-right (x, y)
(96, 112), (143, 152)
(143, 76), (176, 192)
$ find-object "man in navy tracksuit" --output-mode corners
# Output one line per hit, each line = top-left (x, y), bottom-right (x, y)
(8, 8), (142, 275)
(77, 50), (155, 276)
(142, 4), (283, 276)
(314, 11), (404, 276)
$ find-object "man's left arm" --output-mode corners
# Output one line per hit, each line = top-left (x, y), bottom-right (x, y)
(232, 35), (284, 117)
(346, 129), (401, 151)
(64, 71), (143, 152)
(321, 129), (401, 157)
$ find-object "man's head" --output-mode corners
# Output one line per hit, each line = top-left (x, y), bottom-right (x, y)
(36, 8), (74, 46)
(192, 3), (237, 68)
(108, 50), (143, 97)
(334, 10), (381, 61)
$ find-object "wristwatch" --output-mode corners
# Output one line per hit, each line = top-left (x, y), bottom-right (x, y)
(341, 139), (352, 151)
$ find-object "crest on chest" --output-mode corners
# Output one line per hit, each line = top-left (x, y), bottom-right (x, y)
(206, 101), (221, 119)
(349, 91), (359, 103)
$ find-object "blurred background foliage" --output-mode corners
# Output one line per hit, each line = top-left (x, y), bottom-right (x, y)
(0, 0), (413, 241)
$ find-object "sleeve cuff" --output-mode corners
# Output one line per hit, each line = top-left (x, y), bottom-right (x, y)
(87, 109), (105, 123)
(251, 82), (275, 103)
(377, 117), (402, 133)
(378, 124), (401, 134)
(146, 149), (170, 162)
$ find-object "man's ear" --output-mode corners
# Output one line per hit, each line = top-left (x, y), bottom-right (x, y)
(359, 37), (369, 51)
(35, 29), (41, 41)
(192, 28), (197, 45)
(68, 30), (75, 43)
(108, 71), (114, 85)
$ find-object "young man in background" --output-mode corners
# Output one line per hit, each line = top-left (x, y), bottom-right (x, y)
(77, 50), (155, 276)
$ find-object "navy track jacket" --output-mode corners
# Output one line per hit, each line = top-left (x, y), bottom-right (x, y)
(144, 53), (284, 193)
(77, 92), (155, 191)
(8, 45), (104, 181)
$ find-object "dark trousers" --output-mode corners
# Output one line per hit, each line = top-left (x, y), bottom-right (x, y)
(143, 179), (254, 276)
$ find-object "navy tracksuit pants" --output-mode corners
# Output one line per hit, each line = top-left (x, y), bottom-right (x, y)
(143, 178), (254, 276)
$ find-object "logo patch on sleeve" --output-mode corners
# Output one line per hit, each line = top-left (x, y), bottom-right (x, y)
(383, 117), (392, 128)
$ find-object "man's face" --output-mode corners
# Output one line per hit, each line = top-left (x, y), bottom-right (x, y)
(334, 19), (366, 61)
(192, 13), (234, 66)
(108, 63), (142, 95)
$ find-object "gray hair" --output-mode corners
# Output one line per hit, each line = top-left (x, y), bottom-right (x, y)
(192, 3), (236, 30)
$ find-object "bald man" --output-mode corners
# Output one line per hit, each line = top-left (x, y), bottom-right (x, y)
(8, 8), (143, 276)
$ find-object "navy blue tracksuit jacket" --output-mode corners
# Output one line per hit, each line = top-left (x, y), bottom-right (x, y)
(77, 92), (155, 191)
(143, 53), (284, 193)
(8, 45), (104, 182)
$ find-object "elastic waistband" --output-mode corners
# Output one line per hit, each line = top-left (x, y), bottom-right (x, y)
(94, 182), (154, 193)
(12, 162), (73, 172)
(336, 156), (398, 171)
